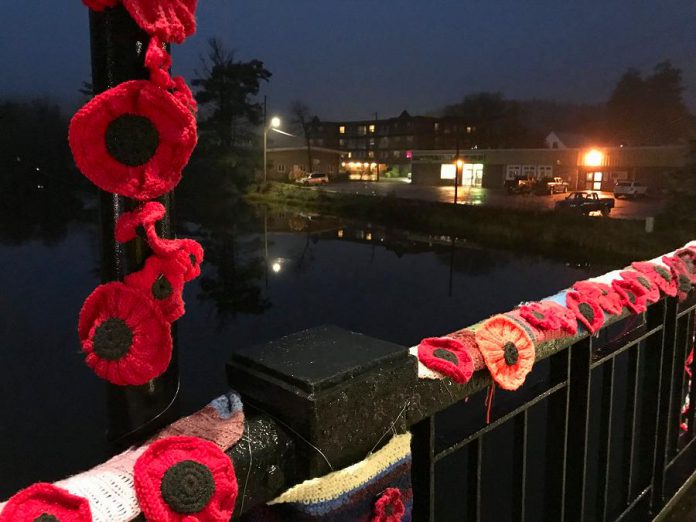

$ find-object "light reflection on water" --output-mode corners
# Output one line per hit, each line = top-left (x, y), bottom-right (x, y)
(0, 203), (606, 498)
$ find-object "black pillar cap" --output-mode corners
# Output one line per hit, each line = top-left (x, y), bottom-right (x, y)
(227, 325), (415, 477)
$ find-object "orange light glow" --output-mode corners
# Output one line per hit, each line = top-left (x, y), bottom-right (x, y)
(456, 159), (464, 168)
(583, 149), (604, 167)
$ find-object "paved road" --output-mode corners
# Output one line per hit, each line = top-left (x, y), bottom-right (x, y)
(317, 181), (664, 220)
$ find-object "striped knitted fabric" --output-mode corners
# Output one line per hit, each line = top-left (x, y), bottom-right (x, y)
(246, 433), (412, 522)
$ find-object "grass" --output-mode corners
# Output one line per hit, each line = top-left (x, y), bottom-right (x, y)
(245, 182), (696, 265)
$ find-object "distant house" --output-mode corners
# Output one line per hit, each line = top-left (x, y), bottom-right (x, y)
(265, 133), (342, 181)
(545, 131), (593, 150)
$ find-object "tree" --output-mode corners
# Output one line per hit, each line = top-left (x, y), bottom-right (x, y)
(192, 38), (272, 150)
(289, 100), (315, 172)
(606, 61), (691, 145)
(443, 92), (536, 148)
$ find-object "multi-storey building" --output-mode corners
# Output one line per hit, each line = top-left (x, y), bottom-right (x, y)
(309, 111), (475, 178)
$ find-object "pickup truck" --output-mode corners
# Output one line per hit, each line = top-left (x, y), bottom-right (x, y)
(555, 191), (615, 216)
(537, 176), (569, 195)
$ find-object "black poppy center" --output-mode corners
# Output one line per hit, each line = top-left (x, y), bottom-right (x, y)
(679, 274), (691, 293)
(105, 114), (159, 167)
(93, 318), (133, 361)
(503, 342), (519, 366)
(34, 515), (59, 522)
(433, 348), (459, 366)
(655, 266), (672, 282)
(578, 302), (595, 323)
(189, 253), (197, 266)
(532, 311), (545, 320)
(637, 276), (651, 290)
(161, 460), (216, 514)
(384, 504), (394, 516)
(152, 274), (173, 300)
(626, 291), (636, 304)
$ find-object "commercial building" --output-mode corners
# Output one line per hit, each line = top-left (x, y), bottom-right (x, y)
(411, 145), (688, 192)
(265, 134), (342, 181)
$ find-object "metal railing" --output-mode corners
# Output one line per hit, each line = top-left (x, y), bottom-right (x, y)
(409, 295), (696, 521)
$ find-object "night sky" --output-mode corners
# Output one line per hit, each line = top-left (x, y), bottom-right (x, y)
(2, 1), (696, 120)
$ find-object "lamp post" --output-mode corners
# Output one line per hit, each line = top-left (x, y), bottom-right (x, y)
(264, 116), (281, 183)
(454, 158), (463, 204)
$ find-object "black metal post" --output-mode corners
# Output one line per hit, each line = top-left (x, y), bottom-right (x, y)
(89, 5), (180, 446)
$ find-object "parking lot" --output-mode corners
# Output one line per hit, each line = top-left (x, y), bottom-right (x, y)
(316, 181), (665, 220)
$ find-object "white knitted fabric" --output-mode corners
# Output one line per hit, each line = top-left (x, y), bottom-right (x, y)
(55, 446), (146, 522)
(269, 433), (411, 505)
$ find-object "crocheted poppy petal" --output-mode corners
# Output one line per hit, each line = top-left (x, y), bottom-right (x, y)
(122, 0), (197, 43)
(663, 255), (694, 301)
(115, 202), (167, 243)
(573, 280), (624, 316)
(676, 248), (696, 281)
(78, 282), (172, 386)
(152, 239), (204, 282)
(125, 256), (186, 322)
(611, 279), (648, 314)
(417, 337), (474, 384)
(372, 488), (405, 522)
(82, 0), (118, 11)
(632, 261), (678, 297)
(475, 315), (536, 391)
(566, 291), (604, 333)
(619, 270), (660, 304)
(0, 483), (92, 522)
(518, 302), (563, 331)
(69, 80), (196, 200)
(134, 436), (237, 522)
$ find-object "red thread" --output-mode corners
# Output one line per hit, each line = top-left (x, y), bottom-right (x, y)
(69, 80), (197, 201)
(134, 436), (238, 522)
(485, 385), (495, 425)
(78, 282), (172, 386)
(0, 483), (92, 522)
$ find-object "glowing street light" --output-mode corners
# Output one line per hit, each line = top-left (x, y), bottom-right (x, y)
(583, 149), (604, 167)
(271, 261), (282, 273)
(264, 116), (282, 183)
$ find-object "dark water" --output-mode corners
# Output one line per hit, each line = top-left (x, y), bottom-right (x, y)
(0, 200), (607, 498)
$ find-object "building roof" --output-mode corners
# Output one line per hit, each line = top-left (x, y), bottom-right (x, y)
(267, 132), (341, 154)
(545, 131), (593, 149)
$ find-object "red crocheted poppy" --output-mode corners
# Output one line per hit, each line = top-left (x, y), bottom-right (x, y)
(134, 436), (238, 522)
(115, 202), (167, 243)
(518, 300), (578, 335)
(664, 255), (694, 301)
(144, 39), (197, 114)
(475, 315), (536, 391)
(122, 0), (197, 44)
(125, 256), (185, 322)
(82, 0), (118, 10)
(155, 238), (204, 282)
(572, 280), (624, 316)
(69, 80), (197, 201)
(611, 278), (648, 314)
(372, 488), (405, 522)
(78, 282), (172, 386)
(0, 483), (92, 522)
(619, 270), (660, 303)
(566, 291), (604, 333)
(417, 337), (474, 384)
(632, 261), (678, 297)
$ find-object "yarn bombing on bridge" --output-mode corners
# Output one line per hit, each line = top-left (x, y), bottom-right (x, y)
(70, 0), (202, 387)
(415, 242), (696, 392)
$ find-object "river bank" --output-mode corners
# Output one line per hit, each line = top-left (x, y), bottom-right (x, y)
(246, 182), (694, 264)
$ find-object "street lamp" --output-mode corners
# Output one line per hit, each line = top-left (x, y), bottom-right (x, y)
(264, 116), (281, 183)
(454, 158), (464, 204)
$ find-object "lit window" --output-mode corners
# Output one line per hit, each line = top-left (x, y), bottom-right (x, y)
(434, 122), (440, 131)
(369, 124), (376, 133)
(594, 172), (603, 182)
(466, 126), (472, 133)
(339, 126), (345, 134)
(348, 152), (352, 158)
(277, 164), (286, 173)
(368, 151), (375, 158)
(358, 125), (367, 135)
(441, 164), (456, 179)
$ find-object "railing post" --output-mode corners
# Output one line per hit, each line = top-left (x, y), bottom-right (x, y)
(563, 336), (592, 522)
(411, 416), (436, 522)
(88, 6), (179, 445)
(651, 297), (679, 512)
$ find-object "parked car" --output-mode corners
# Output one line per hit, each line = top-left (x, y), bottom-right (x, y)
(296, 172), (329, 185)
(505, 177), (535, 195)
(555, 191), (615, 216)
(613, 181), (647, 199)
(537, 176), (569, 195)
